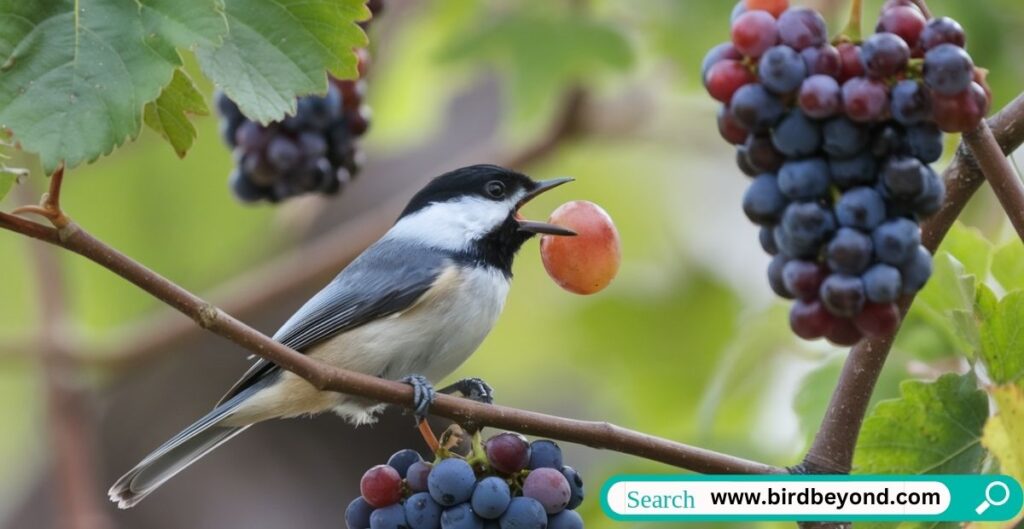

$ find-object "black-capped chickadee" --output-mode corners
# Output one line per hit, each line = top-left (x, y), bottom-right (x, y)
(108, 164), (575, 508)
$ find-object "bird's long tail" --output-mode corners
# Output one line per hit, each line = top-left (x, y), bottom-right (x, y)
(107, 388), (258, 509)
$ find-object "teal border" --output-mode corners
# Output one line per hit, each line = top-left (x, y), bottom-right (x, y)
(599, 474), (1024, 523)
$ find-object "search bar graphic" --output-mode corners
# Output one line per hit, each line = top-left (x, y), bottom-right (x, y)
(600, 475), (1022, 522)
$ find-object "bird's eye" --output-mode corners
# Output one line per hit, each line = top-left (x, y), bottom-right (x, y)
(485, 180), (506, 199)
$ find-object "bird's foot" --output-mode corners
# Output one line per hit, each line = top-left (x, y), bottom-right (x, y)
(400, 374), (436, 420)
(438, 377), (495, 405)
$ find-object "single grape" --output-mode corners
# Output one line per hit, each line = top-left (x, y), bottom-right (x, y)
(730, 84), (786, 131)
(801, 45), (842, 77)
(441, 503), (484, 529)
(872, 218), (921, 265)
(822, 117), (869, 157)
(870, 123), (906, 159)
(718, 106), (750, 145)
(854, 302), (902, 337)
(820, 274), (867, 317)
(906, 123), (943, 163)
(229, 169), (266, 203)
(798, 75), (841, 119)
(561, 466), (584, 510)
(776, 8), (827, 50)
(790, 300), (836, 340)
(829, 151), (877, 189)
(499, 498), (548, 529)
(826, 228), (874, 275)
(527, 440), (563, 470)
(768, 255), (795, 299)
(428, 458), (477, 506)
(782, 259), (829, 301)
(539, 201), (621, 295)
(881, 156), (926, 200)
(826, 317), (864, 346)
(347, 497), (375, 529)
(472, 477), (513, 519)
(760, 225), (779, 255)
(923, 44), (974, 96)
(406, 493), (444, 529)
(836, 42), (865, 82)
(702, 42), (742, 79)
(890, 80), (931, 125)
(771, 109), (821, 157)
(731, 11), (779, 58)
(705, 60), (756, 104)
(730, 1), (747, 23)
(863, 263), (903, 303)
(860, 33), (910, 78)
(836, 187), (886, 230)
(900, 246), (934, 294)
(485, 433), (532, 474)
(235, 121), (268, 150)
(842, 77), (889, 123)
(743, 134), (785, 173)
(548, 510), (584, 529)
(266, 136), (302, 172)
(876, 6), (926, 48)
(932, 82), (989, 133)
(370, 504), (408, 529)
(297, 131), (328, 158)
(407, 461), (434, 493)
(777, 158), (830, 201)
(759, 46), (808, 94)
(780, 202), (837, 257)
(920, 17), (966, 51)
(522, 468), (571, 514)
(736, 148), (760, 176)
(361, 465), (403, 508)
(386, 449), (423, 478)
(744, 0), (789, 18)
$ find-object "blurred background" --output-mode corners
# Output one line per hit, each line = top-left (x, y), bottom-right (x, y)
(1, 0), (1022, 528)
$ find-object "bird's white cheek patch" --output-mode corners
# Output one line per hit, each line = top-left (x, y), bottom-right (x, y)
(385, 196), (517, 251)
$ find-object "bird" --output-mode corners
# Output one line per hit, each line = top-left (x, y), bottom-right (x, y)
(108, 164), (575, 508)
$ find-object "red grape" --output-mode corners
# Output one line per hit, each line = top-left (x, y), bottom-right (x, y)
(801, 45), (841, 78)
(782, 260), (829, 301)
(932, 82), (989, 133)
(744, 134), (786, 172)
(826, 318), (864, 346)
(485, 432), (531, 474)
(540, 201), (621, 295)
(702, 42), (742, 78)
(842, 77), (889, 122)
(776, 8), (827, 50)
(854, 302), (902, 337)
(860, 33), (910, 78)
(705, 59), (756, 104)
(360, 464), (402, 507)
(731, 11), (779, 58)
(745, 0), (789, 18)
(876, 6), (926, 48)
(920, 17), (966, 50)
(836, 42), (865, 82)
(718, 106), (750, 145)
(522, 468), (571, 514)
(798, 74), (841, 119)
(789, 300), (835, 340)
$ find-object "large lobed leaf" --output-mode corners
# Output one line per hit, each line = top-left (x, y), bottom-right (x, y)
(196, 0), (369, 124)
(979, 291), (1024, 386)
(854, 373), (988, 475)
(0, 0), (226, 172)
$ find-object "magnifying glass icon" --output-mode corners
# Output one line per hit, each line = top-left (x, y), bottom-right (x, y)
(976, 481), (1011, 515)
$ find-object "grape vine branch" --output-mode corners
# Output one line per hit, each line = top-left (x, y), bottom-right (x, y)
(2, 91), (1022, 482)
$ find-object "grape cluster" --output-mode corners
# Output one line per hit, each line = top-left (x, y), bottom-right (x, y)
(703, 0), (991, 345)
(215, 2), (381, 203)
(346, 434), (585, 529)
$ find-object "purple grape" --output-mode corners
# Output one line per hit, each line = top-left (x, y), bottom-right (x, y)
(346, 497), (375, 529)
(873, 218), (921, 265)
(702, 42), (742, 79)
(863, 264), (903, 303)
(561, 466), (584, 510)
(881, 156), (927, 200)
(548, 510), (584, 529)
(527, 440), (563, 470)
(913, 166), (945, 217)
(906, 123), (943, 163)
(428, 458), (476, 506)
(485, 433), (531, 475)
(890, 80), (931, 125)
(407, 461), (433, 493)
(801, 45), (841, 77)
(522, 468), (571, 514)
(759, 45), (808, 94)
(743, 174), (788, 225)
(860, 33), (910, 78)
(771, 109), (821, 157)
(441, 503), (484, 529)
(387, 449), (423, 478)
(776, 8), (828, 50)
(778, 158), (830, 201)
(820, 274), (867, 317)
(829, 152), (877, 189)
(923, 44), (974, 96)
(370, 504), (408, 529)
(498, 498), (547, 529)
(405, 492), (443, 529)
(782, 259), (828, 301)
(798, 75), (841, 119)
(768, 255), (795, 298)
(823, 117), (869, 157)
(266, 137), (302, 172)
(780, 202), (837, 258)
(760, 225), (779, 255)
(836, 187), (886, 230)
(842, 77), (889, 122)
(743, 134), (785, 173)
(731, 84), (786, 131)
(826, 228), (874, 275)
(471, 477), (512, 519)
(920, 17), (966, 51)
(900, 246), (933, 294)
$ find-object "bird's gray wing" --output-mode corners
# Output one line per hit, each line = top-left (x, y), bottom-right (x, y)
(215, 241), (450, 406)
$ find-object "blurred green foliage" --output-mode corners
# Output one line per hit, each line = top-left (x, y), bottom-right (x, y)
(1, 0), (1023, 527)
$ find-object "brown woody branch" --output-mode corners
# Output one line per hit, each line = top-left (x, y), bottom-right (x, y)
(800, 92), (1024, 476)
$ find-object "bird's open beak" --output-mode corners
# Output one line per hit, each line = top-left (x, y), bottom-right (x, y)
(516, 177), (577, 236)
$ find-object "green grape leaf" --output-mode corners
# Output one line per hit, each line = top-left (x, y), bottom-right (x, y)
(937, 223), (992, 280)
(982, 385), (1024, 486)
(991, 242), (1024, 293)
(196, 0), (369, 124)
(979, 291), (1024, 385)
(139, 0), (228, 49)
(0, 172), (15, 202)
(0, 0), (189, 172)
(143, 69), (209, 158)
(439, 13), (634, 117)
(854, 373), (988, 475)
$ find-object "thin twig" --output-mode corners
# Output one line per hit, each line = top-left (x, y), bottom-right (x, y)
(962, 121), (1024, 242)
(0, 212), (780, 475)
(800, 92), (1024, 476)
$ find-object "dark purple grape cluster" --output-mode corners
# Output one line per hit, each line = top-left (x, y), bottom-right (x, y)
(346, 434), (585, 529)
(215, 0), (382, 203)
(703, 0), (991, 345)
